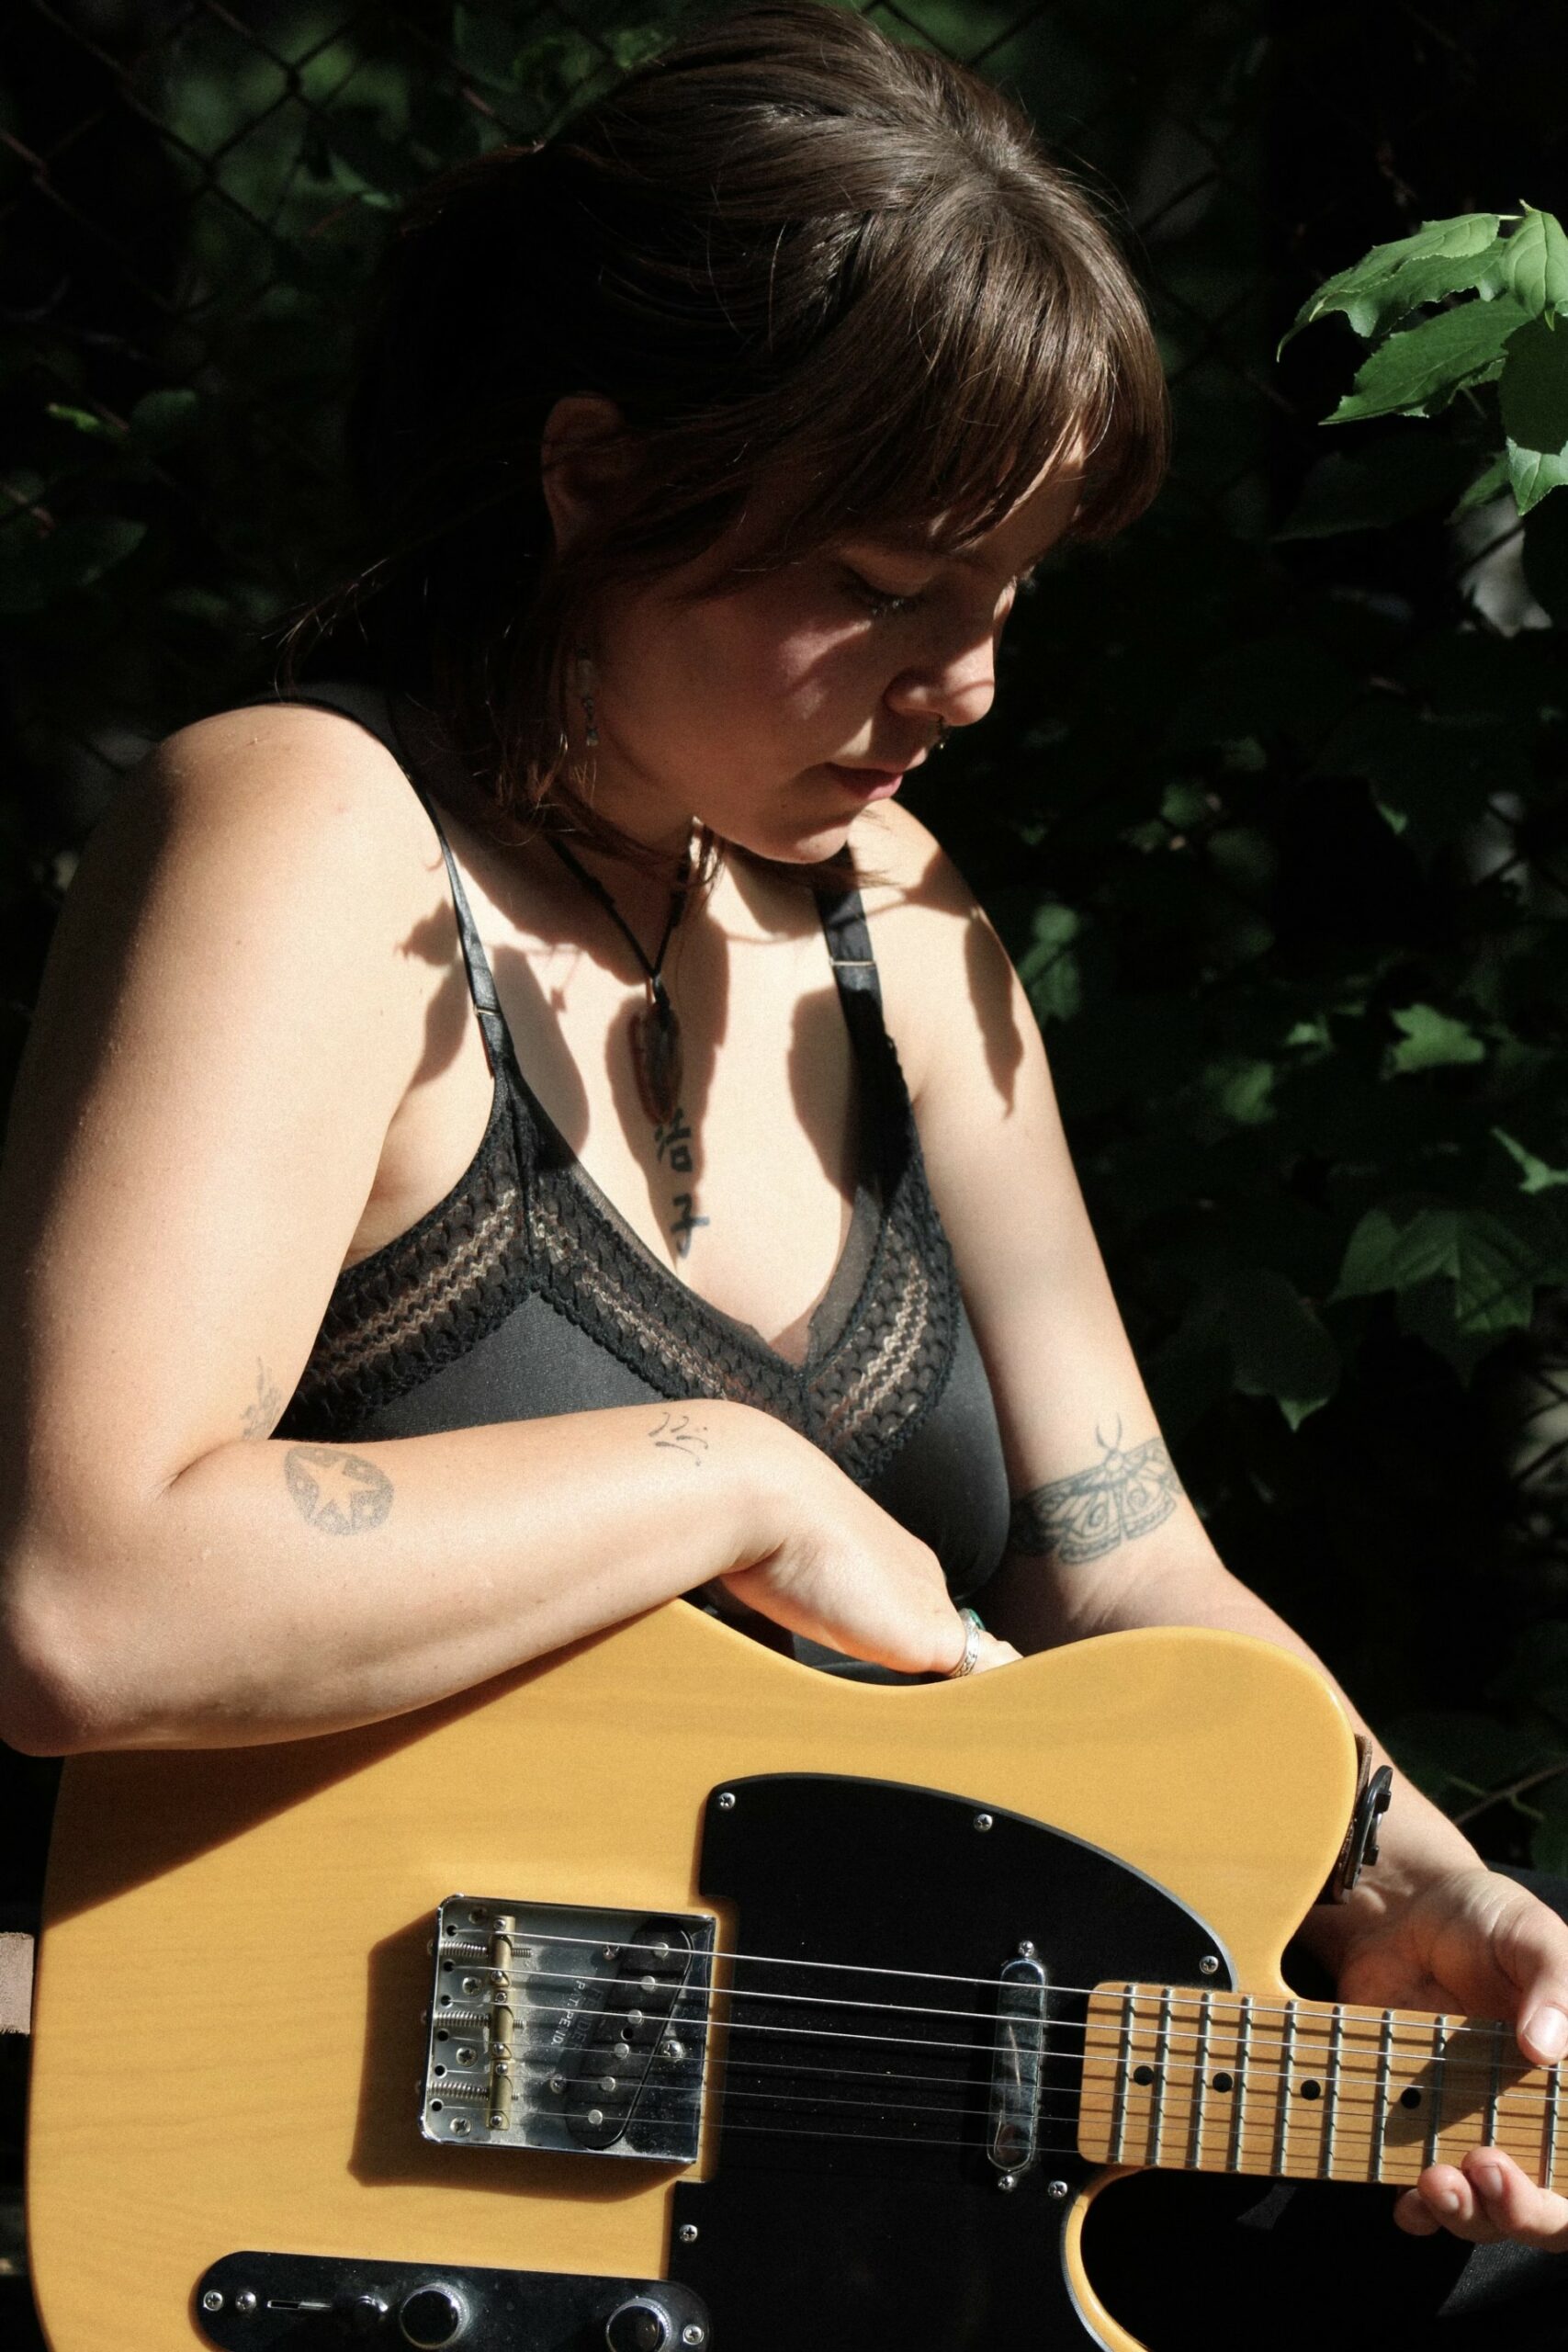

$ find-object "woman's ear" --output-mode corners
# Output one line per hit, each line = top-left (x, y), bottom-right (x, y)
(539, 393), (641, 553)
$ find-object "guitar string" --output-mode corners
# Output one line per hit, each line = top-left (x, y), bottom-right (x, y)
(495, 1993), (1558, 2112)
(485, 1968), (1547, 2099)
(458, 1928), (1540, 2049)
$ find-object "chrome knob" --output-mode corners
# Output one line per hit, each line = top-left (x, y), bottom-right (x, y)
(398, 2285), (467, 2347)
(604, 2296), (674, 2352)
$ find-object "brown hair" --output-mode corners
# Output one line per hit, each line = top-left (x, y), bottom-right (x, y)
(276, 0), (1168, 865)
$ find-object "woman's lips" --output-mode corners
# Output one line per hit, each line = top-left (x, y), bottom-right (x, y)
(824, 762), (911, 801)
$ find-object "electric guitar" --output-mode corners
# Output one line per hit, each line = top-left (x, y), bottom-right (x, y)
(26, 1608), (1563, 2351)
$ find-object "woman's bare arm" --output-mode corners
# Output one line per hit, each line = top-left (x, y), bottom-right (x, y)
(0, 711), (964, 1754)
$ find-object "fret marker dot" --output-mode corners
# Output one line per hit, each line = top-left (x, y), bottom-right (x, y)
(1134, 2064), (1156, 2086)
(1211, 2071), (1234, 2093)
(1300, 2079), (1322, 2100)
(1399, 2086), (1422, 2109)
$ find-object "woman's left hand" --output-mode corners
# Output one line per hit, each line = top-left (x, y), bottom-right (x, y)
(1310, 1863), (1568, 2247)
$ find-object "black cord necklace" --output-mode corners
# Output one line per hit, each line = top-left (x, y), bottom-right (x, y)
(547, 834), (693, 1126)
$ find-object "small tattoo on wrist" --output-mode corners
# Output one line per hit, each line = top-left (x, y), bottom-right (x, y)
(649, 1409), (708, 1464)
(242, 1358), (282, 1440)
(1009, 1424), (1180, 1565)
(283, 1444), (394, 1535)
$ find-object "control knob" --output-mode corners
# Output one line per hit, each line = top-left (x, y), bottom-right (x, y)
(604, 2295), (676, 2352)
(398, 2285), (468, 2347)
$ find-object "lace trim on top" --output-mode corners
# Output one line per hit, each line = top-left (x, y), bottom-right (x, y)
(282, 1015), (963, 1489)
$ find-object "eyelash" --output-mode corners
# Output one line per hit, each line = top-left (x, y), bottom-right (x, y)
(840, 568), (920, 620)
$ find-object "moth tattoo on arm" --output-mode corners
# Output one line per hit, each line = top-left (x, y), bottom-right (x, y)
(283, 1444), (394, 1535)
(1009, 1426), (1181, 1565)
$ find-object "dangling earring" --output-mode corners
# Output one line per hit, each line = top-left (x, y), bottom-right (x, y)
(574, 645), (600, 749)
(932, 726), (951, 753)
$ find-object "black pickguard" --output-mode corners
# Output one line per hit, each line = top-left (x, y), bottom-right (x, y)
(666, 1773), (1233, 2351)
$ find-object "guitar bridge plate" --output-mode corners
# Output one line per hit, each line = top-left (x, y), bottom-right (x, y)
(421, 1894), (715, 2163)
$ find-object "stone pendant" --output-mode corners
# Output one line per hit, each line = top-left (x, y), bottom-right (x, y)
(631, 983), (682, 1126)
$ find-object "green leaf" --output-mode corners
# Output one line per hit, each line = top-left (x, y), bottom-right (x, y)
(129, 388), (199, 450)
(1282, 213), (1503, 349)
(1015, 902), (1083, 1026)
(1500, 204), (1568, 315)
(1388, 1003), (1486, 1074)
(1275, 435), (1474, 538)
(1500, 314), (1568, 513)
(1335, 1202), (1565, 1335)
(1326, 298), (1529, 424)
(1450, 449), (1510, 516)
(44, 401), (118, 439)
(1220, 1268), (1339, 1428)
(1493, 1127), (1568, 1193)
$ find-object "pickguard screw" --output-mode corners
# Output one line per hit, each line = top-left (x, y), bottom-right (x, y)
(682, 2328), (705, 2346)
(202, 2290), (224, 2312)
(1017, 1939), (1037, 1960)
(235, 2290), (258, 2313)
(1199, 1955), (1220, 1977)
(661, 2038), (684, 2062)
(998, 2172), (1018, 2192)
(550, 2074), (568, 2094)
(974, 1812), (994, 1833)
(716, 1791), (736, 1811)
(678, 2223), (699, 2245)
(1047, 2178), (1070, 2200)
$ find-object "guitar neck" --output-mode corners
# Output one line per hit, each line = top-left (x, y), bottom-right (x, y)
(1079, 1981), (1563, 2189)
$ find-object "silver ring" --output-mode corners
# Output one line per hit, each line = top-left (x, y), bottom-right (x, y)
(945, 1607), (985, 1679)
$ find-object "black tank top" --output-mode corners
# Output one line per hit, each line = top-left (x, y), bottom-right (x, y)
(263, 684), (1010, 1621)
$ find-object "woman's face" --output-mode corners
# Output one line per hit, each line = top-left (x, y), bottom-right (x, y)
(575, 451), (1086, 865)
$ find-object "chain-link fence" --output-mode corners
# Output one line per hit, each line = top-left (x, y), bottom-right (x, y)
(4, 0), (1568, 1934)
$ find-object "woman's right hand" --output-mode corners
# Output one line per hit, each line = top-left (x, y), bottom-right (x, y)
(716, 1410), (1020, 1677)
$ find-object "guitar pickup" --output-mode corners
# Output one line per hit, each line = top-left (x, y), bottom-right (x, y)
(988, 1952), (1047, 2176)
(421, 1894), (715, 2164)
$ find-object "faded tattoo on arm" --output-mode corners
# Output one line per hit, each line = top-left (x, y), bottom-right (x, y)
(283, 1444), (394, 1535)
(241, 1359), (283, 1440)
(1009, 1429), (1181, 1565)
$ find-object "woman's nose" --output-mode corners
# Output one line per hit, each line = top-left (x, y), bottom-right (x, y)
(886, 636), (997, 736)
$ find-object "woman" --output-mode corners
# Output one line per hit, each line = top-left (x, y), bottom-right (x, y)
(0, 4), (1563, 2341)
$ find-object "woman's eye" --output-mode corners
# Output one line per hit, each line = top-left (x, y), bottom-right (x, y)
(840, 568), (920, 620)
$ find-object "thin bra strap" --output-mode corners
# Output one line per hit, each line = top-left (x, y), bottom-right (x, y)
(260, 686), (513, 1078)
(817, 881), (902, 1125)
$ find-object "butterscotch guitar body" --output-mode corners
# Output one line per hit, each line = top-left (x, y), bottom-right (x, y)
(28, 1611), (1358, 2352)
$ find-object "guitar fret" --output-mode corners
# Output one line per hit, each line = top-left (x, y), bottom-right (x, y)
(1111, 1985), (1135, 2164)
(1229, 1995), (1253, 2173)
(1425, 2018), (1447, 2172)
(1149, 1985), (1174, 2165)
(1372, 2010), (1394, 2182)
(1546, 2059), (1561, 2189)
(1189, 1990), (1213, 2168)
(1321, 2004), (1343, 2178)
(1273, 1999), (1297, 2175)
(1484, 2020), (1504, 2146)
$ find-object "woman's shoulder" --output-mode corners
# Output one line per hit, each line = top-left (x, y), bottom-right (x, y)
(856, 798), (1021, 1105)
(130, 692), (446, 935)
